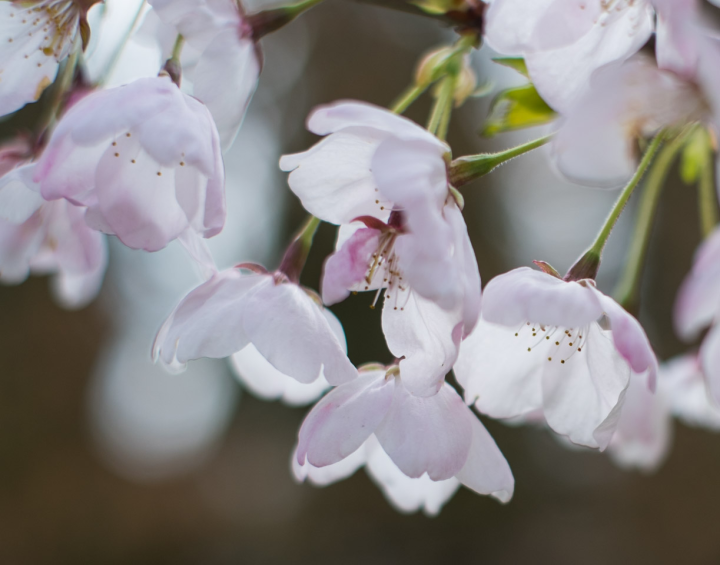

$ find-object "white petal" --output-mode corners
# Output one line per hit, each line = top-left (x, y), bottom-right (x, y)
(375, 380), (473, 481)
(542, 323), (631, 449)
(291, 442), (367, 486)
(0, 163), (45, 223)
(296, 370), (394, 467)
(280, 129), (392, 225)
(455, 415), (515, 503)
(231, 345), (330, 406)
(454, 319), (544, 419)
(525, 3), (654, 111)
(382, 289), (463, 397)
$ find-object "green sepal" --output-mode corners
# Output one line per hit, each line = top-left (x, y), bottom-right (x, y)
(491, 57), (529, 79)
(482, 84), (556, 137)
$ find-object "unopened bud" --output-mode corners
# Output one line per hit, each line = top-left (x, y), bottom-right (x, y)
(415, 46), (455, 87)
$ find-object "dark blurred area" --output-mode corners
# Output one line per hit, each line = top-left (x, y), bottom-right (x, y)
(1, 2), (719, 564)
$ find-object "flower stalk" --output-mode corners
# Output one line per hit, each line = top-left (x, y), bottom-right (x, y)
(698, 132), (719, 238)
(565, 129), (667, 282)
(613, 131), (691, 310)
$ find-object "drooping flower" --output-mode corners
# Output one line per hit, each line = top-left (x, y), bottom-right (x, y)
(293, 434), (461, 516)
(280, 101), (481, 396)
(34, 75), (225, 252)
(454, 266), (658, 449)
(295, 365), (514, 507)
(148, 0), (261, 150)
(0, 0), (96, 117)
(153, 264), (356, 387)
(0, 161), (106, 308)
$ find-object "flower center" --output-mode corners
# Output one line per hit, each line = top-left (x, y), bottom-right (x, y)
(515, 321), (590, 365)
(362, 230), (412, 311)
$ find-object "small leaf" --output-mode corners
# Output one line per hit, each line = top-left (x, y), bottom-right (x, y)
(492, 57), (530, 79)
(680, 127), (711, 185)
(482, 84), (556, 137)
(470, 79), (495, 98)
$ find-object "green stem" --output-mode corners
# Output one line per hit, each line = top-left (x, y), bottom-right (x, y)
(390, 83), (427, 115)
(565, 129), (667, 281)
(99, 0), (146, 86)
(449, 134), (552, 187)
(699, 139), (719, 238)
(171, 34), (185, 61)
(426, 75), (455, 138)
(589, 131), (667, 256)
(278, 215), (321, 282)
(613, 133), (689, 309)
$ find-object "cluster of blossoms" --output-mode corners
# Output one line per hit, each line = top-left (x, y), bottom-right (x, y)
(3, 0), (720, 515)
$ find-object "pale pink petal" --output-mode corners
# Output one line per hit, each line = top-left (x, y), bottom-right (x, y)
(304, 101), (445, 146)
(455, 415), (515, 503)
(542, 323), (631, 449)
(321, 227), (381, 305)
(382, 290), (463, 397)
(481, 267), (602, 329)
(591, 287), (658, 390)
(242, 280), (357, 386)
(190, 31), (260, 151)
(607, 372), (671, 472)
(0, 212), (45, 283)
(664, 353), (720, 430)
(454, 320), (544, 419)
(280, 129), (392, 225)
(153, 269), (266, 369)
(364, 436), (461, 516)
(374, 381), (473, 481)
(446, 204), (481, 336)
(296, 370), (395, 467)
(371, 136), (448, 212)
(674, 228), (720, 341)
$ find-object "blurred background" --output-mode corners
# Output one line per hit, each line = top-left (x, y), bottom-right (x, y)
(0, 0), (718, 563)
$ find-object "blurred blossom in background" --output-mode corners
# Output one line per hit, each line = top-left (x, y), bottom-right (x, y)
(1, 0), (720, 563)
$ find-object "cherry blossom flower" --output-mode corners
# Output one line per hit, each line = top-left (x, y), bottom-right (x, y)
(484, 0), (655, 111)
(454, 266), (658, 450)
(153, 265), (356, 387)
(34, 76), (225, 252)
(551, 55), (710, 187)
(281, 101), (481, 395)
(293, 434), (461, 516)
(148, 0), (261, 150)
(0, 0), (94, 117)
(295, 365), (514, 505)
(0, 162), (106, 308)
(675, 226), (720, 404)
